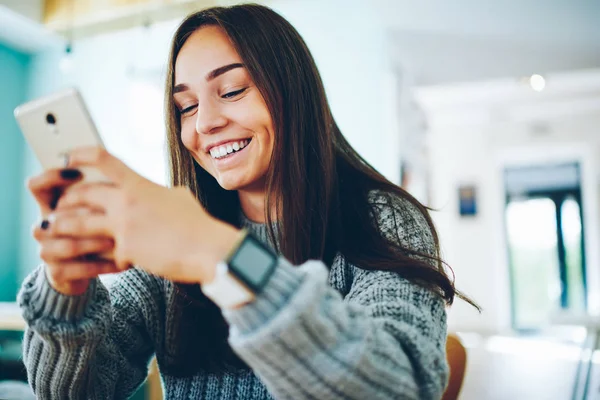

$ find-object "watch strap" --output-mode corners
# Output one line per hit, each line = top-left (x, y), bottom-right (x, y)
(201, 261), (256, 309)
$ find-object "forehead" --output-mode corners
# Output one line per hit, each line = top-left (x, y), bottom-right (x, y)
(175, 25), (242, 83)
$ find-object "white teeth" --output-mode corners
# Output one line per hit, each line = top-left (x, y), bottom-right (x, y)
(210, 139), (251, 159)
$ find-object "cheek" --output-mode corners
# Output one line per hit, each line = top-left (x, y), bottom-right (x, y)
(235, 92), (272, 132)
(262, 118), (275, 155)
(180, 122), (197, 151)
(243, 101), (274, 151)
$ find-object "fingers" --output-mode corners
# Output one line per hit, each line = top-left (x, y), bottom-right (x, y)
(67, 147), (135, 186)
(27, 169), (82, 193)
(51, 213), (111, 237)
(46, 260), (120, 282)
(39, 237), (114, 262)
(33, 208), (110, 239)
(33, 209), (119, 272)
(56, 183), (120, 212)
(33, 208), (111, 238)
(27, 168), (83, 215)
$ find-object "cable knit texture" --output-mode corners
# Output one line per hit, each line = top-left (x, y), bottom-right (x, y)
(18, 191), (449, 399)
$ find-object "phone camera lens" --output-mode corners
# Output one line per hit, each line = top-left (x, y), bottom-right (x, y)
(46, 113), (56, 125)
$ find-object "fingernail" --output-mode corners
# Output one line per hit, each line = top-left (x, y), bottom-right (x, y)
(50, 188), (61, 210)
(63, 153), (70, 167)
(40, 219), (49, 230)
(60, 169), (81, 180)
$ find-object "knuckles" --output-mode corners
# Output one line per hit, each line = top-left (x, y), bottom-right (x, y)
(48, 265), (64, 281)
(58, 186), (86, 209)
(26, 177), (37, 191)
(32, 225), (44, 241)
(59, 240), (78, 257)
(39, 239), (79, 262)
(87, 147), (110, 166)
(120, 191), (138, 209)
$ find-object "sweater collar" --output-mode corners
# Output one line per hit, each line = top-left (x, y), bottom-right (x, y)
(239, 212), (280, 251)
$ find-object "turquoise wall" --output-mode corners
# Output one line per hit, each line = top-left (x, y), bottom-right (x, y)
(17, 49), (62, 286)
(0, 43), (29, 301)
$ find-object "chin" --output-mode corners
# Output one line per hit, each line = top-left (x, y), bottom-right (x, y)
(216, 179), (240, 191)
(216, 175), (249, 191)
(218, 173), (266, 192)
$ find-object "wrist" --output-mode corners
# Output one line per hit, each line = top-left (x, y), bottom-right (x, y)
(191, 219), (243, 285)
(199, 228), (280, 310)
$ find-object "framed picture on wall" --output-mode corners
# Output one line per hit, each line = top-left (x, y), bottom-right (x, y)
(458, 185), (477, 217)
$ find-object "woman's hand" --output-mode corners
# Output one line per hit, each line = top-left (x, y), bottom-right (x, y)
(28, 168), (119, 296)
(50, 147), (241, 284)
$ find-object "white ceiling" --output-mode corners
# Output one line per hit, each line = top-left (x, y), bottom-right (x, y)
(1, 0), (599, 86)
(416, 68), (600, 124)
(390, 29), (600, 86)
(373, 0), (600, 40)
(0, 0), (42, 22)
(375, 0), (600, 85)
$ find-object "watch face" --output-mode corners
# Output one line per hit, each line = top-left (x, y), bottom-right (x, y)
(230, 235), (278, 291)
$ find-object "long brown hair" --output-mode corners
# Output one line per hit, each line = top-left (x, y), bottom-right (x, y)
(162, 3), (478, 375)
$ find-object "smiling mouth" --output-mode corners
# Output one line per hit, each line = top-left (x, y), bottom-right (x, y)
(209, 138), (252, 160)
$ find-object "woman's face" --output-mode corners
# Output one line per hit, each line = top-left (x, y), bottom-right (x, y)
(173, 26), (275, 191)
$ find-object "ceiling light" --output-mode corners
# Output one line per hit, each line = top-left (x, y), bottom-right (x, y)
(529, 74), (546, 92)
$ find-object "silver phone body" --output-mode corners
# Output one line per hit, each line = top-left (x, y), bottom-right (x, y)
(14, 87), (109, 183)
(14, 88), (114, 260)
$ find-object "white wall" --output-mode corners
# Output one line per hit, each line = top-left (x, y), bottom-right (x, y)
(269, 0), (398, 182)
(418, 74), (600, 332)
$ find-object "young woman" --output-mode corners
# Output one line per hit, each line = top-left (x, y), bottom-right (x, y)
(19, 4), (475, 400)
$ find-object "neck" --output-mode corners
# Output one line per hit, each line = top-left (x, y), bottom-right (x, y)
(237, 189), (277, 224)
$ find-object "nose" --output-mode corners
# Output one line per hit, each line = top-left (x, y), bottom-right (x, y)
(195, 99), (228, 135)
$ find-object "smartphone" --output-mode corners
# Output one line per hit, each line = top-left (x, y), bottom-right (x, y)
(14, 88), (114, 260)
(14, 87), (110, 184)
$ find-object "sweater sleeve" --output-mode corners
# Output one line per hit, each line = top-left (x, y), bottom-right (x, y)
(17, 265), (165, 400)
(222, 194), (449, 400)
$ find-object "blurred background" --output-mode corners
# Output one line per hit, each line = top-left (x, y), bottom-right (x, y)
(0, 0), (599, 399)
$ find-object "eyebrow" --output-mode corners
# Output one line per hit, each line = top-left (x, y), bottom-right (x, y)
(173, 63), (244, 94)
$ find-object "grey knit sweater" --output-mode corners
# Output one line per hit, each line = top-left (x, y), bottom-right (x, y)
(18, 191), (449, 399)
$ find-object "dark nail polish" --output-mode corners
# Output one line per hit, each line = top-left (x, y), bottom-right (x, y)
(60, 169), (81, 180)
(50, 188), (62, 210)
(41, 220), (49, 230)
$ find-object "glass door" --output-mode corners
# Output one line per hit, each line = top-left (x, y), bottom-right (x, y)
(504, 164), (586, 331)
(506, 197), (561, 329)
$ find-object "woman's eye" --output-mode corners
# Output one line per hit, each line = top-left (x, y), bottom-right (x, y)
(222, 88), (247, 99)
(180, 105), (197, 115)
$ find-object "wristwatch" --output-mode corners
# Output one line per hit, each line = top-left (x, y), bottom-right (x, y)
(201, 229), (279, 309)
